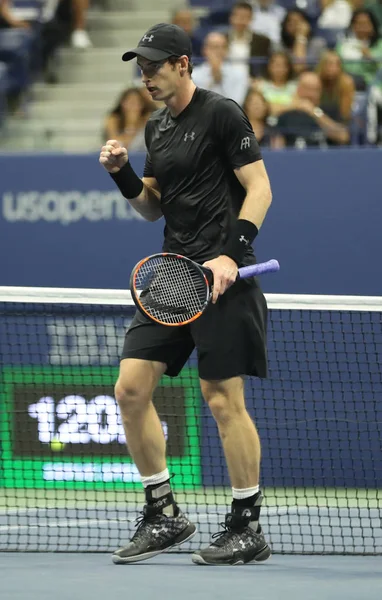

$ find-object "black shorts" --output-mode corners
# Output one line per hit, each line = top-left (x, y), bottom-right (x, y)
(122, 277), (268, 380)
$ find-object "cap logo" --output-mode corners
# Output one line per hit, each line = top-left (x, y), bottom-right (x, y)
(141, 34), (154, 43)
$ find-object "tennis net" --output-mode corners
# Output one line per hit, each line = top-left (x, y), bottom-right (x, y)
(0, 287), (381, 554)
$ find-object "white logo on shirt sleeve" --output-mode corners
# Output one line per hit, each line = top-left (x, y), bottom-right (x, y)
(240, 137), (251, 150)
(184, 132), (196, 141)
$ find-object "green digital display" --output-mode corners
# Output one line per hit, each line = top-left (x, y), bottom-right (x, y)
(0, 366), (201, 489)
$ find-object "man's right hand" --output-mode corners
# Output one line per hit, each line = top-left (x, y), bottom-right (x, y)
(99, 139), (128, 174)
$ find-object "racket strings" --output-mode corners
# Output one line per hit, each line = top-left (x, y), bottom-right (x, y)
(135, 256), (208, 324)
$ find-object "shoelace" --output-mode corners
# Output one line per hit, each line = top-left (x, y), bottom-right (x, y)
(211, 522), (236, 547)
(131, 512), (158, 542)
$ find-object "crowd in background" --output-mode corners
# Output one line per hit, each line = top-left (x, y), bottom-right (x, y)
(1, 0), (382, 148)
(105, 1), (382, 150)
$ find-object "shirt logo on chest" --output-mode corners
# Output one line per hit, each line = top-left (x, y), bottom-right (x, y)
(184, 132), (196, 142)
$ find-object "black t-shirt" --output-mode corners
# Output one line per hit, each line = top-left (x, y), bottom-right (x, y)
(143, 87), (262, 264)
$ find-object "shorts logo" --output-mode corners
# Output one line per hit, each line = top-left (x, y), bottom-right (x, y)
(240, 137), (250, 150)
(184, 132), (196, 142)
(239, 235), (249, 245)
(142, 34), (154, 43)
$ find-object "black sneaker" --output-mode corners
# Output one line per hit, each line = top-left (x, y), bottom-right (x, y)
(192, 512), (271, 566)
(112, 504), (196, 564)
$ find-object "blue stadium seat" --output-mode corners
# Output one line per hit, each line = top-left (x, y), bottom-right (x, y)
(189, 0), (234, 7)
(199, 9), (231, 27)
(314, 27), (345, 50)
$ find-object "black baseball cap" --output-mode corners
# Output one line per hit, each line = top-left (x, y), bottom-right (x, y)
(122, 23), (192, 62)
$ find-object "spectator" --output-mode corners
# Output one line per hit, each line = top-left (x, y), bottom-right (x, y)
(192, 31), (249, 105)
(227, 1), (271, 78)
(280, 9), (327, 73)
(103, 87), (153, 151)
(317, 50), (355, 121)
(251, 0), (286, 45)
(70, 0), (92, 49)
(366, 79), (382, 144)
(336, 9), (382, 89)
(243, 87), (274, 146)
(274, 71), (350, 147)
(0, 0), (30, 28)
(317, 0), (353, 30)
(172, 8), (202, 57)
(351, 1), (382, 29)
(254, 51), (297, 115)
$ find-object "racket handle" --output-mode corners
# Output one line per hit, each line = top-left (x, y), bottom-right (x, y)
(238, 259), (280, 280)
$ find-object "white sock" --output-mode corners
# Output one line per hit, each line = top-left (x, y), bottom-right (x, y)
(232, 485), (260, 500)
(141, 468), (170, 488)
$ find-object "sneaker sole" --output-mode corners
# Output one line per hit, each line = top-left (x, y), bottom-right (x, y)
(192, 544), (272, 566)
(112, 525), (197, 565)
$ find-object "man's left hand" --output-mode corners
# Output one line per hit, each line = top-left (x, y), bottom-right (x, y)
(203, 256), (238, 304)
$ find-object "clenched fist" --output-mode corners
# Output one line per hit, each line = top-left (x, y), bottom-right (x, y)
(99, 139), (128, 174)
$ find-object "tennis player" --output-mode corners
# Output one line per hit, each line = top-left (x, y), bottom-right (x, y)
(99, 23), (273, 566)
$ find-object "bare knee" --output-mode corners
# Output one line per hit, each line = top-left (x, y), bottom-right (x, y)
(114, 378), (151, 417)
(115, 360), (164, 420)
(200, 379), (245, 427)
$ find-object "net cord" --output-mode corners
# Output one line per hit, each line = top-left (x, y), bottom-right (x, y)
(0, 286), (381, 311)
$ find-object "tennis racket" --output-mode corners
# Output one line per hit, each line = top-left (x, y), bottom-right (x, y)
(130, 253), (280, 327)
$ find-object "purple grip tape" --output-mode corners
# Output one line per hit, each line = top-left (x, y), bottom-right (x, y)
(238, 259), (280, 280)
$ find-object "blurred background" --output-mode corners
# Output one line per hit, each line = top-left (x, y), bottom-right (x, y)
(0, 0), (381, 293)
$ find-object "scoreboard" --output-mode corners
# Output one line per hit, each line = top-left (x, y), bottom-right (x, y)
(0, 365), (202, 489)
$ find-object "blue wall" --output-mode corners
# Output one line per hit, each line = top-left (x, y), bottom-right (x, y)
(0, 148), (381, 294)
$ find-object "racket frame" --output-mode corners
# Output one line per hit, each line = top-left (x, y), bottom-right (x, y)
(130, 252), (212, 326)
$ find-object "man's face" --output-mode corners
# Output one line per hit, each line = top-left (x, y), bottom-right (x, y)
(172, 10), (194, 36)
(230, 7), (252, 33)
(203, 34), (228, 62)
(297, 75), (322, 106)
(138, 56), (184, 102)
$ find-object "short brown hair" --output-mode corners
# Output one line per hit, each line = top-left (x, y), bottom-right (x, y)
(168, 55), (193, 75)
(232, 2), (253, 14)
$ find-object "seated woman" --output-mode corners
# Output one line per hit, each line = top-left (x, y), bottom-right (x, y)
(243, 88), (274, 147)
(103, 87), (154, 151)
(317, 50), (355, 122)
(254, 51), (297, 115)
(280, 8), (327, 74)
(336, 9), (382, 90)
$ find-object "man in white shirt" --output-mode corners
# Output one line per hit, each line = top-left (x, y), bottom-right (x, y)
(192, 31), (249, 106)
(251, 0), (286, 45)
(227, 2), (271, 78)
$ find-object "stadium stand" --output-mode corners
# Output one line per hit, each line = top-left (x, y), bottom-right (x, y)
(0, 0), (381, 150)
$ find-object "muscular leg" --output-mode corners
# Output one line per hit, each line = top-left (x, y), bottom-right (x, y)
(200, 376), (261, 489)
(112, 358), (197, 563)
(192, 376), (270, 565)
(114, 358), (167, 476)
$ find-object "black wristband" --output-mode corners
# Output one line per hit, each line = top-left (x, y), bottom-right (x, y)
(110, 160), (144, 199)
(221, 219), (259, 266)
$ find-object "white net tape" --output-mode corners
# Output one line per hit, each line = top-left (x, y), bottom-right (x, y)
(0, 287), (381, 311)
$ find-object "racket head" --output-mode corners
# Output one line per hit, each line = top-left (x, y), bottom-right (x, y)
(130, 253), (212, 326)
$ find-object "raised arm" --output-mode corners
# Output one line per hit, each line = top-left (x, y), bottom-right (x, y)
(99, 139), (162, 222)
